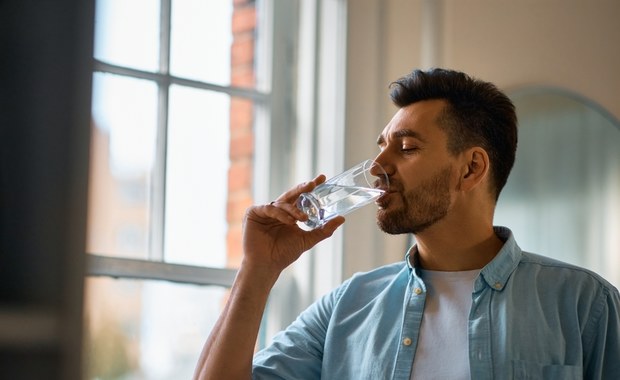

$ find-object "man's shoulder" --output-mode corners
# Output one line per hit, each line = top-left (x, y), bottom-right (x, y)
(337, 261), (409, 296)
(516, 251), (618, 294)
(349, 261), (409, 281)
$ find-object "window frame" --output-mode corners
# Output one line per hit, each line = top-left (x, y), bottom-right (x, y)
(87, 0), (270, 288)
(86, 0), (349, 348)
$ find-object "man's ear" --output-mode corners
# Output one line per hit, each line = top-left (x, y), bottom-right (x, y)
(460, 147), (490, 191)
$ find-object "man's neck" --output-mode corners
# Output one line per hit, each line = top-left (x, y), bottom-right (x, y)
(413, 222), (503, 271)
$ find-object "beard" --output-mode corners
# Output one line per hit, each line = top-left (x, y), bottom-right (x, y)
(376, 166), (452, 235)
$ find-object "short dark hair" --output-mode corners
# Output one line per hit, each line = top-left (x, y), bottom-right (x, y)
(389, 68), (518, 201)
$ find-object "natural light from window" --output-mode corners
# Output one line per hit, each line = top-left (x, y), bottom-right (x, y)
(86, 0), (248, 378)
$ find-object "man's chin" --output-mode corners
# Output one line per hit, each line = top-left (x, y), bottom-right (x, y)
(376, 210), (410, 235)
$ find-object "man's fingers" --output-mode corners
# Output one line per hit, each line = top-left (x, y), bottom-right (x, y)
(247, 204), (297, 225)
(247, 175), (338, 231)
(273, 175), (327, 205)
(306, 216), (345, 243)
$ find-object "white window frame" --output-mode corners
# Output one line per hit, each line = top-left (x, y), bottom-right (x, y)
(86, 0), (350, 345)
(86, 0), (271, 287)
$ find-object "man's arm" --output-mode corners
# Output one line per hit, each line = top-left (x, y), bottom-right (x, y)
(193, 176), (344, 380)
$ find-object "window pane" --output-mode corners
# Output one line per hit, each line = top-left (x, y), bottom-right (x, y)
(94, 0), (160, 72)
(170, 0), (233, 85)
(165, 87), (254, 268)
(84, 277), (226, 380)
(88, 73), (157, 259)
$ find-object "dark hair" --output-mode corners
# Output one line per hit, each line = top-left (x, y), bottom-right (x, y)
(390, 68), (518, 201)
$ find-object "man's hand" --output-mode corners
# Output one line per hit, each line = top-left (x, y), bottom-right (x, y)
(241, 175), (345, 278)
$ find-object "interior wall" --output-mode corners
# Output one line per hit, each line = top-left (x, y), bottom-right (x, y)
(343, 0), (420, 278)
(343, 0), (620, 277)
(442, 0), (620, 119)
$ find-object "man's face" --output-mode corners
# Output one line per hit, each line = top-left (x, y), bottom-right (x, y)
(374, 99), (460, 234)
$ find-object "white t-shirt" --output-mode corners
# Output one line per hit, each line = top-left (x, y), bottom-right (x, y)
(409, 269), (480, 380)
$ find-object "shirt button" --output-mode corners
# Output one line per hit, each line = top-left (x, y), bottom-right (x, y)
(403, 337), (412, 346)
(494, 282), (502, 289)
(414, 287), (423, 295)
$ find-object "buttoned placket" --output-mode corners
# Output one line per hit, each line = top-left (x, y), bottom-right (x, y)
(391, 271), (427, 379)
(467, 274), (501, 380)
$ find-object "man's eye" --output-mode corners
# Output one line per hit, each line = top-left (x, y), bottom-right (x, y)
(402, 146), (418, 152)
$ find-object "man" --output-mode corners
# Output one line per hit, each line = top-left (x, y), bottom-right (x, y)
(194, 68), (620, 379)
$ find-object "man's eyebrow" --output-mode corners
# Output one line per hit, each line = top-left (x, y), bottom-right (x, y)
(377, 129), (426, 145)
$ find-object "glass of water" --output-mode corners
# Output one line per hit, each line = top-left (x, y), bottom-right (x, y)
(296, 160), (389, 230)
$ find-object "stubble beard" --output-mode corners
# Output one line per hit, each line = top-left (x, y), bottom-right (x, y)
(376, 167), (453, 235)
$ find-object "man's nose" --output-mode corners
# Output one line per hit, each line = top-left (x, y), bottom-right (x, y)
(369, 156), (392, 189)
(371, 150), (395, 177)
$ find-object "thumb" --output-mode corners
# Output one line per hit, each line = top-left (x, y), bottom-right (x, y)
(305, 216), (345, 246)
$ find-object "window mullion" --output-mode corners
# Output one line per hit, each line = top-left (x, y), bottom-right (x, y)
(149, 82), (168, 262)
(86, 254), (237, 287)
(93, 59), (268, 101)
(149, 0), (173, 262)
(159, 0), (172, 74)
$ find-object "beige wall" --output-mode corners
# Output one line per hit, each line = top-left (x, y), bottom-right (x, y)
(378, 0), (620, 118)
(443, 0), (620, 118)
(343, 0), (620, 277)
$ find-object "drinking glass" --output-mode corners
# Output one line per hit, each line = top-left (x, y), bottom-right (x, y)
(296, 159), (389, 230)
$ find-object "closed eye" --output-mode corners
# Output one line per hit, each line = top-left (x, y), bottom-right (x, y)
(401, 146), (420, 153)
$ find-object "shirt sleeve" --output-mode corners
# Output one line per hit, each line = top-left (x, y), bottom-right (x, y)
(582, 284), (620, 378)
(252, 285), (342, 380)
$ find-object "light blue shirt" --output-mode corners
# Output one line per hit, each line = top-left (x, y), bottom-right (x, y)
(253, 227), (620, 379)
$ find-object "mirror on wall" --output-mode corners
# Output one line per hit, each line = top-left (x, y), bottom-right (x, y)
(495, 88), (620, 288)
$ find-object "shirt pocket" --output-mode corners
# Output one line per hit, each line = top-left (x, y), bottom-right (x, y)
(512, 360), (582, 380)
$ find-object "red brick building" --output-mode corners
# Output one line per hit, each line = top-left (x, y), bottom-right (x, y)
(227, 0), (257, 268)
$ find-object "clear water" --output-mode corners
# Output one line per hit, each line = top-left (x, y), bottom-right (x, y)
(297, 184), (384, 229)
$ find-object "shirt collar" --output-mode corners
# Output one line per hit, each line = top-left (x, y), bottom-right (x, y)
(477, 226), (522, 292)
(404, 244), (419, 274)
(404, 226), (522, 292)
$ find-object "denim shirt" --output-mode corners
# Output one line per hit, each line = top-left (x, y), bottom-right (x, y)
(253, 227), (620, 379)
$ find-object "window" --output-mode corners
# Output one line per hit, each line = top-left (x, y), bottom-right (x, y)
(85, 0), (348, 377)
(85, 0), (274, 378)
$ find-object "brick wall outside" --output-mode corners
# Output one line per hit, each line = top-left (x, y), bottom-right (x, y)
(227, 0), (256, 268)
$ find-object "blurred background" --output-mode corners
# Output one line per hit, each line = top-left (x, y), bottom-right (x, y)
(1, 0), (618, 379)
